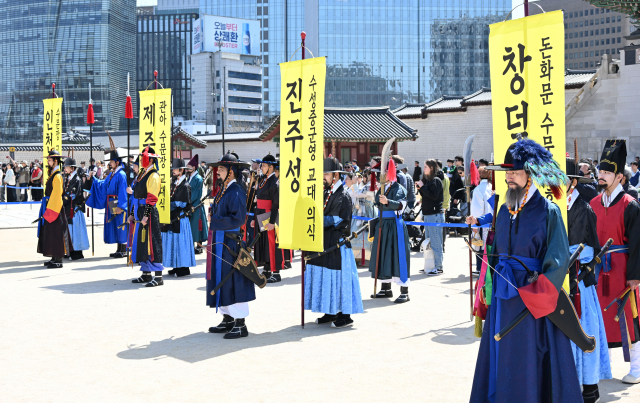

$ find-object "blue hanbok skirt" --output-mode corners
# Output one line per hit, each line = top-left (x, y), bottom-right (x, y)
(162, 217), (196, 268)
(69, 212), (90, 251)
(304, 245), (364, 315)
(571, 283), (612, 384)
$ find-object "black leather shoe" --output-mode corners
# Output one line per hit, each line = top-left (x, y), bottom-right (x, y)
(209, 314), (235, 333)
(331, 318), (354, 328)
(315, 314), (338, 324)
(46, 262), (63, 269)
(43, 260), (54, 266)
(371, 290), (393, 298)
(132, 275), (152, 284)
(168, 269), (176, 276)
(266, 273), (281, 283)
(223, 319), (248, 339)
(145, 277), (164, 287)
(175, 267), (191, 277)
(394, 294), (410, 303)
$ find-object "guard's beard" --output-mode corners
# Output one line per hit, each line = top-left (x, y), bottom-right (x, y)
(597, 182), (609, 193)
(506, 184), (527, 210)
(323, 178), (331, 190)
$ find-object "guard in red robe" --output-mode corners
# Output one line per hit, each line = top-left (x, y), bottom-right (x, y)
(590, 139), (640, 384)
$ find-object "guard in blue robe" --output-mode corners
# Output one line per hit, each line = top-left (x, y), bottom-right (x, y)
(85, 148), (129, 257)
(305, 157), (364, 328)
(368, 160), (411, 304)
(566, 158), (612, 402)
(62, 157), (89, 260)
(206, 153), (254, 340)
(186, 154), (209, 254)
(162, 159), (196, 277)
(471, 139), (582, 403)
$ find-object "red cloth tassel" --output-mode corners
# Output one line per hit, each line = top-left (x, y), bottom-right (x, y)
(601, 272), (610, 297)
(470, 160), (480, 186)
(86, 104), (95, 124)
(125, 96), (134, 119)
(574, 290), (581, 319)
(387, 159), (397, 182)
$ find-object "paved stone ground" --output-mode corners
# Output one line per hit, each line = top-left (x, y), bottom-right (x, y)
(1, 214), (638, 402)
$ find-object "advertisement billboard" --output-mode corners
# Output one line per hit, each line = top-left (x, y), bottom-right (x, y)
(192, 15), (260, 56)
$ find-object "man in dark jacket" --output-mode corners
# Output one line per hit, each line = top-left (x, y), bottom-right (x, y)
(416, 159), (444, 275)
(412, 161), (422, 183)
(623, 167), (639, 201)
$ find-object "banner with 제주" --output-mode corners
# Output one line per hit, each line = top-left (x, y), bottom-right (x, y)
(489, 10), (567, 224)
(138, 89), (171, 224)
(278, 57), (326, 252)
(42, 98), (63, 184)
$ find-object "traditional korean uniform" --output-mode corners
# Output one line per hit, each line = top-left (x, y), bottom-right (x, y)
(253, 153), (281, 283)
(206, 153), (254, 339)
(565, 158), (612, 401)
(38, 150), (70, 269)
(85, 148), (129, 257)
(305, 157), (364, 328)
(186, 154), (208, 254)
(589, 140), (640, 385)
(352, 172), (378, 265)
(471, 140), (582, 403)
(62, 158), (89, 260)
(129, 147), (165, 287)
(368, 159), (411, 303)
(162, 159), (196, 277)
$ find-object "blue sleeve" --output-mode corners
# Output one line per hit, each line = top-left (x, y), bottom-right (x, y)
(543, 202), (570, 289)
(190, 176), (203, 204)
(210, 187), (247, 231)
(85, 178), (106, 209)
(477, 212), (493, 226)
(116, 171), (128, 211)
(324, 215), (343, 227)
(174, 201), (187, 208)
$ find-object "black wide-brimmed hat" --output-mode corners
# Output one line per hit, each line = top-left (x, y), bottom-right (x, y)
(46, 149), (66, 160)
(324, 157), (346, 174)
(208, 152), (250, 169)
(63, 157), (77, 167)
(599, 139), (626, 174)
(255, 153), (277, 165)
(566, 157), (592, 184)
(171, 158), (186, 169)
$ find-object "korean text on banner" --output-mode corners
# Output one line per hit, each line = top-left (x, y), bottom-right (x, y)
(42, 98), (63, 184)
(279, 57), (326, 252)
(489, 10), (567, 223)
(139, 89), (172, 224)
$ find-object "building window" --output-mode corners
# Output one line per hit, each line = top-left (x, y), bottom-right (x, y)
(606, 38), (610, 44)
(590, 61), (594, 67)
(569, 33), (573, 39)
(227, 71), (262, 81)
(606, 49), (610, 54)
(216, 70), (220, 77)
(617, 26), (621, 33)
(595, 50), (599, 56)
(580, 52), (584, 58)
(569, 43), (573, 49)
(580, 31), (584, 37)
(606, 17), (610, 23)
(580, 42), (583, 48)
(617, 37), (621, 44)
(606, 28), (610, 34)
(228, 83), (262, 93)
(601, 18), (604, 24)
(590, 40), (594, 46)
(217, 108), (220, 114)
(216, 83), (220, 89)
(228, 96), (262, 105)
(590, 19), (593, 26)
(580, 21), (583, 27)
(580, 62), (584, 68)
(216, 120), (220, 126)
(590, 9), (594, 15)
(569, 53), (573, 59)
(590, 30), (594, 35)
(590, 51), (594, 57)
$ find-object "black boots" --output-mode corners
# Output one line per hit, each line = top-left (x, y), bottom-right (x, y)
(331, 313), (354, 328)
(110, 243), (127, 258)
(372, 282), (392, 298)
(394, 286), (410, 303)
(224, 318), (248, 339)
(194, 245), (204, 255)
(209, 314), (235, 333)
(265, 267), (281, 283)
(145, 271), (164, 287)
(70, 251), (84, 261)
(582, 384), (599, 403)
(315, 313), (338, 324)
(175, 267), (191, 277)
(132, 272), (152, 283)
(46, 257), (63, 269)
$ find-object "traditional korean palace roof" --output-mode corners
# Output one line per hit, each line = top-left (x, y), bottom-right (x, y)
(260, 106), (418, 143)
(0, 145), (103, 152)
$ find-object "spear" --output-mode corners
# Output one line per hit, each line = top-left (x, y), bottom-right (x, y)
(125, 73), (134, 264)
(463, 134), (476, 321)
(87, 83), (95, 256)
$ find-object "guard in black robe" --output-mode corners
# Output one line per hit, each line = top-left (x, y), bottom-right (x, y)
(38, 150), (69, 269)
(129, 147), (165, 287)
(62, 157), (89, 261)
(252, 153), (281, 283)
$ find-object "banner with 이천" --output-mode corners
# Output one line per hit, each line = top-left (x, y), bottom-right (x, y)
(138, 89), (172, 224)
(42, 97), (63, 184)
(489, 10), (567, 223)
(278, 57), (326, 252)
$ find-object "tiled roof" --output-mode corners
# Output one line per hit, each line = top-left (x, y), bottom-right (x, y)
(260, 106), (417, 143)
(392, 103), (425, 119)
(564, 69), (598, 88)
(425, 96), (466, 113)
(461, 87), (492, 106)
(172, 126), (207, 148)
(0, 145), (103, 152)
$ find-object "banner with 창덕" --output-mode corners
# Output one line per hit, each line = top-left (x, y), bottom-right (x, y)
(138, 89), (171, 224)
(278, 57), (326, 252)
(489, 10), (567, 223)
(42, 98), (63, 184)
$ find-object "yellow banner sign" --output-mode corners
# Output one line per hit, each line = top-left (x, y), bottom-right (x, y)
(489, 10), (567, 220)
(138, 89), (172, 224)
(43, 97), (63, 184)
(279, 57), (326, 252)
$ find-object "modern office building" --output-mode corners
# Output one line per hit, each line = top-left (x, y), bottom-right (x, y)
(191, 50), (263, 132)
(530, 0), (635, 70)
(136, 10), (199, 123)
(429, 14), (504, 99)
(156, 0), (511, 118)
(0, 0), (136, 142)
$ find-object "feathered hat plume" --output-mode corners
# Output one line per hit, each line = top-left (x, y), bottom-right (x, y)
(512, 139), (569, 199)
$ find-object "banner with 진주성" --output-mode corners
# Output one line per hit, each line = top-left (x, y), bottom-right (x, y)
(278, 57), (326, 252)
(138, 89), (172, 224)
(489, 10), (567, 223)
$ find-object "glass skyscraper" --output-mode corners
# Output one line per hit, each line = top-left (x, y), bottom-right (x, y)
(197, 0), (511, 119)
(0, 0), (136, 143)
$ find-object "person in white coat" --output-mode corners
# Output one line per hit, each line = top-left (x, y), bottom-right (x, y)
(469, 167), (494, 275)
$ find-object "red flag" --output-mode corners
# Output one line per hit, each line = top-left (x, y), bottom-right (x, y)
(86, 103), (95, 124)
(125, 96), (133, 119)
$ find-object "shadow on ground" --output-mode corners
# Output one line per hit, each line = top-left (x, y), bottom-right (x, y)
(399, 321), (478, 346)
(117, 324), (352, 363)
(599, 378), (637, 402)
